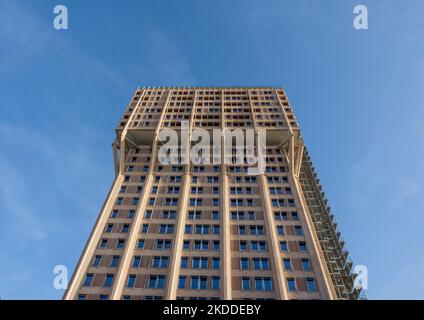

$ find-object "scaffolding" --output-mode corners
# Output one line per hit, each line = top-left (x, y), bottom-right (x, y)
(298, 147), (363, 300)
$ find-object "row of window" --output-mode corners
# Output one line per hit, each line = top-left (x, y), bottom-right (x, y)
(180, 257), (220, 269)
(276, 225), (303, 236)
(237, 225), (265, 236)
(178, 276), (220, 290)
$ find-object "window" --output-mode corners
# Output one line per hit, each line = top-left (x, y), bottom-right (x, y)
(299, 241), (307, 252)
(100, 239), (108, 249)
(240, 241), (247, 251)
(283, 258), (292, 271)
(104, 274), (114, 287)
(277, 225), (285, 235)
(128, 210), (136, 219)
(137, 239), (145, 249)
(183, 240), (190, 250)
(213, 241), (220, 251)
(189, 198), (202, 206)
(159, 224), (174, 234)
(132, 256), (141, 268)
(212, 257), (220, 269)
(127, 275), (136, 288)
(211, 211), (219, 220)
(195, 224), (209, 235)
(250, 225), (264, 235)
(192, 257), (208, 269)
(165, 198), (178, 206)
(83, 273), (93, 287)
(194, 240), (209, 251)
(99, 295), (108, 300)
(287, 278), (296, 292)
(105, 224), (113, 233)
(302, 258), (312, 271)
(212, 198), (220, 206)
(132, 197), (139, 206)
(178, 276), (186, 289)
(295, 226), (303, 236)
(231, 211), (245, 220)
(275, 211), (288, 221)
(168, 186), (180, 194)
(253, 258), (269, 270)
(141, 224), (149, 234)
(291, 212), (299, 221)
(191, 186), (203, 194)
(212, 277), (220, 290)
(288, 199), (295, 207)
(270, 187), (282, 195)
(78, 294), (86, 300)
(181, 257), (188, 268)
(231, 199), (243, 207)
(306, 278), (317, 292)
(111, 255), (120, 267)
(111, 210), (119, 218)
(92, 255), (102, 267)
(152, 256), (169, 268)
(170, 176), (181, 183)
(188, 210), (202, 220)
(117, 239), (125, 249)
(248, 211), (255, 220)
(122, 224), (130, 233)
(255, 277), (272, 291)
(162, 210), (176, 219)
(156, 239), (171, 250)
(149, 275), (165, 289)
(242, 277), (251, 290)
(148, 198), (155, 206)
(241, 258), (249, 270)
(144, 210), (152, 219)
(272, 199), (285, 207)
(151, 186), (158, 194)
(239, 225), (246, 235)
(280, 241), (288, 252)
(185, 224), (192, 234)
(199, 276), (208, 290)
(251, 241), (266, 252)
(213, 225), (220, 235)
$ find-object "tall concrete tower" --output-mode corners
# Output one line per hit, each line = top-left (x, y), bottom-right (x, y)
(64, 87), (360, 300)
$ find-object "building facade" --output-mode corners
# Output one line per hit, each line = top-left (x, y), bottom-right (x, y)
(64, 86), (360, 300)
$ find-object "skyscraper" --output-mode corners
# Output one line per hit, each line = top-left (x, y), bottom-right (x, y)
(64, 86), (360, 300)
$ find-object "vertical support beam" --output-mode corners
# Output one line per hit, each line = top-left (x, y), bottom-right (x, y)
(166, 89), (196, 299)
(110, 89), (171, 300)
(248, 88), (288, 299)
(258, 172), (289, 300)
(112, 138), (120, 177)
(294, 143), (304, 178)
(220, 89), (232, 299)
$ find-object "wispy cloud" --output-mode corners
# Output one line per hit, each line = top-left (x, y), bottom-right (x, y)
(0, 159), (47, 241)
(0, 0), (125, 87)
(138, 25), (196, 85)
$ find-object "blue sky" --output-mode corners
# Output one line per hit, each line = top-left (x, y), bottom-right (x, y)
(0, 0), (423, 299)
